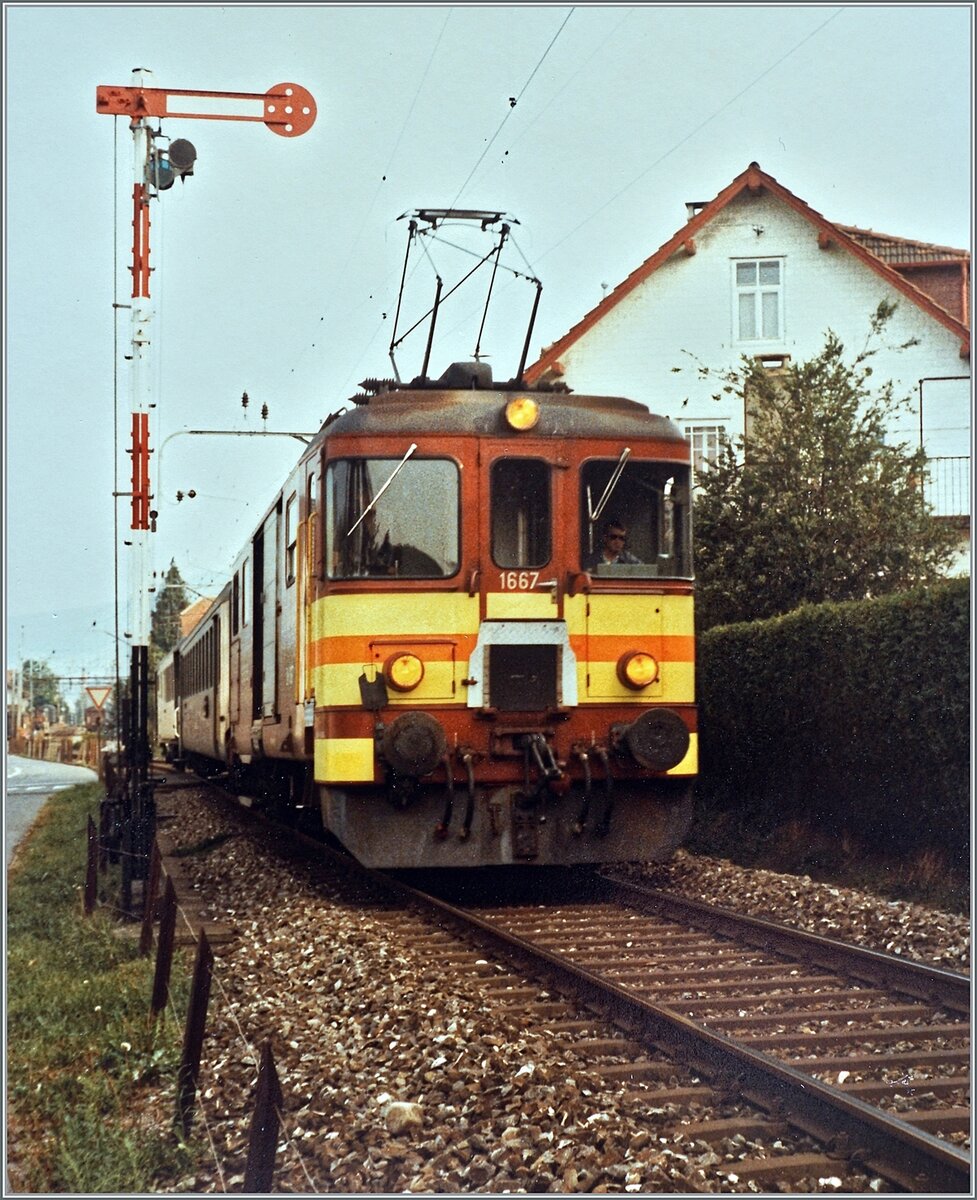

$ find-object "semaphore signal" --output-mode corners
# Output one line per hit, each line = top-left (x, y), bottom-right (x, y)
(96, 68), (316, 911)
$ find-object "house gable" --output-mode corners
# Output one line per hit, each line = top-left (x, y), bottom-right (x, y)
(526, 162), (970, 385)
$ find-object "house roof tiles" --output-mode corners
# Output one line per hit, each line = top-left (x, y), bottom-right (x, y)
(838, 225), (969, 265)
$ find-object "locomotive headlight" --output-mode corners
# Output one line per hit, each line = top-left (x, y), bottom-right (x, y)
(385, 652), (425, 692)
(617, 650), (659, 690)
(505, 395), (540, 431)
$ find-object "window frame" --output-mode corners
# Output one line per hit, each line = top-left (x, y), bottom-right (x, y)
(732, 256), (784, 343)
(325, 455), (462, 581)
(306, 467), (321, 580)
(579, 456), (693, 580)
(284, 491), (298, 587)
(685, 423), (725, 487)
(489, 456), (553, 570)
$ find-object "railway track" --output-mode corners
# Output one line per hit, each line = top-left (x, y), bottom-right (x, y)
(379, 872), (971, 1193)
(157, 782), (971, 1192)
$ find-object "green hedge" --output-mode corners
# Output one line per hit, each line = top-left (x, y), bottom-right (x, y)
(696, 578), (970, 863)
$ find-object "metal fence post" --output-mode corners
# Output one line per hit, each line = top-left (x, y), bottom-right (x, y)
(139, 839), (162, 956)
(176, 928), (214, 1137)
(243, 1039), (284, 1193)
(150, 875), (177, 1019)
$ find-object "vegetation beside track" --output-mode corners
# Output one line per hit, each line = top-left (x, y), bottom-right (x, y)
(6, 782), (197, 1192)
(696, 577), (970, 909)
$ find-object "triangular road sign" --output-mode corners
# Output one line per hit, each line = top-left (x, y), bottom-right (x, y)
(86, 686), (112, 710)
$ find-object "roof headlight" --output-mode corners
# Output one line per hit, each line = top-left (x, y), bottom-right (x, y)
(617, 650), (659, 690)
(505, 395), (540, 431)
(385, 652), (425, 692)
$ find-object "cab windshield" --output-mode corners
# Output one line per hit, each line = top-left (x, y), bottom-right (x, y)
(326, 457), (460, 578)
(581, 458), (692, 578)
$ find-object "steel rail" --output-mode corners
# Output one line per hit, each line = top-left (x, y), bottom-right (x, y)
(377, 873), (971, 1195)
(596, 875), (972, 1015)
(182, 783), (970, 1193)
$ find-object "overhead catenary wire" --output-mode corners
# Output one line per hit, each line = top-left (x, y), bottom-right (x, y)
(447, 6), (576, 211)
(462, 6), (635, 197)
(431, 6), (848, 358)
(330, 7), (576, 390)
(536, 7), (846, 265)
(287, 7), (454, 382)
(296, 6), (847, 400)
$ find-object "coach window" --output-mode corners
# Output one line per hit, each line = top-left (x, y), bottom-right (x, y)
(241, 558), (249, 626)
(306, 470), (320, 578)
(581, 458), (692, 578)
(285, 492), (298, 586)
(491, 458), (551, 568)
(325, 457), (460, 578)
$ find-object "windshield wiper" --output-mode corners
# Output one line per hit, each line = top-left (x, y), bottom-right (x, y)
(588, 446), (631, 525)
(347, 442), (418, 536)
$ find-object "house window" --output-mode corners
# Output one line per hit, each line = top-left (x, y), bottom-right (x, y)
(686, 425), (724, 486)
(734, 259), (783, 341)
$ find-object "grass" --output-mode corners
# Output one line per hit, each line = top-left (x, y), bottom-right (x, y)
(6, 781), (199, 1193)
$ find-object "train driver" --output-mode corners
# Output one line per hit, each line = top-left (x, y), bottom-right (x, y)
(584, 518), (641, 570)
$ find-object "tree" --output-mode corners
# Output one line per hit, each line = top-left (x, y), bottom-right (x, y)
(22, 659), (59, 708)
(691, 310), (959, 629)
(20, 659), (60, 724)
(150, 559), (190, 669)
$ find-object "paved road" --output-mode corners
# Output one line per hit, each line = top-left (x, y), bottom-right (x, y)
(5, 755), (97, 866)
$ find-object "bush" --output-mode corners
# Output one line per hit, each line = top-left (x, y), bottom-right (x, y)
(696, 578), (970, 865)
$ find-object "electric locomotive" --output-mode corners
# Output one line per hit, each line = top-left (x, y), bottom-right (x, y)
(166, 211), (697, 868)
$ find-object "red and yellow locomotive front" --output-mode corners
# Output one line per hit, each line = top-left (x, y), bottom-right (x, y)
(308, 375), (696, 867)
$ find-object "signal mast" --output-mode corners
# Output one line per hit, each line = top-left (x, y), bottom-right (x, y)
(96, 69), (315, 908)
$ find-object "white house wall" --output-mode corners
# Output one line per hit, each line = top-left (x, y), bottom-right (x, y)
(556, 191), (970, 462)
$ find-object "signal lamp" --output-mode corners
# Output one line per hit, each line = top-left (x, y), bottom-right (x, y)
(146, 152), (175, 190)
(385, 652), (425, 692)
(145, 138), (196, 192)
(504, 395), (540, 431)
(617, 650), (659, 690)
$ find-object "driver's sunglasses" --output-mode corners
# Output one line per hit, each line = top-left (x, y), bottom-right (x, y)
(608, 533), (626, 541)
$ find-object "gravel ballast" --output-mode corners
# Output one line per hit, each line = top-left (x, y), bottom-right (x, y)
(147, 793), (971, 1192)
(613, 851), (970, 973)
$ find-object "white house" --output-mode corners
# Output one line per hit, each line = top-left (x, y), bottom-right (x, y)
(526, 163), (971, 535)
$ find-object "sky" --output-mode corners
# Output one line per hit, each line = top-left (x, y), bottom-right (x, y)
(4, 2), (973, 707)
